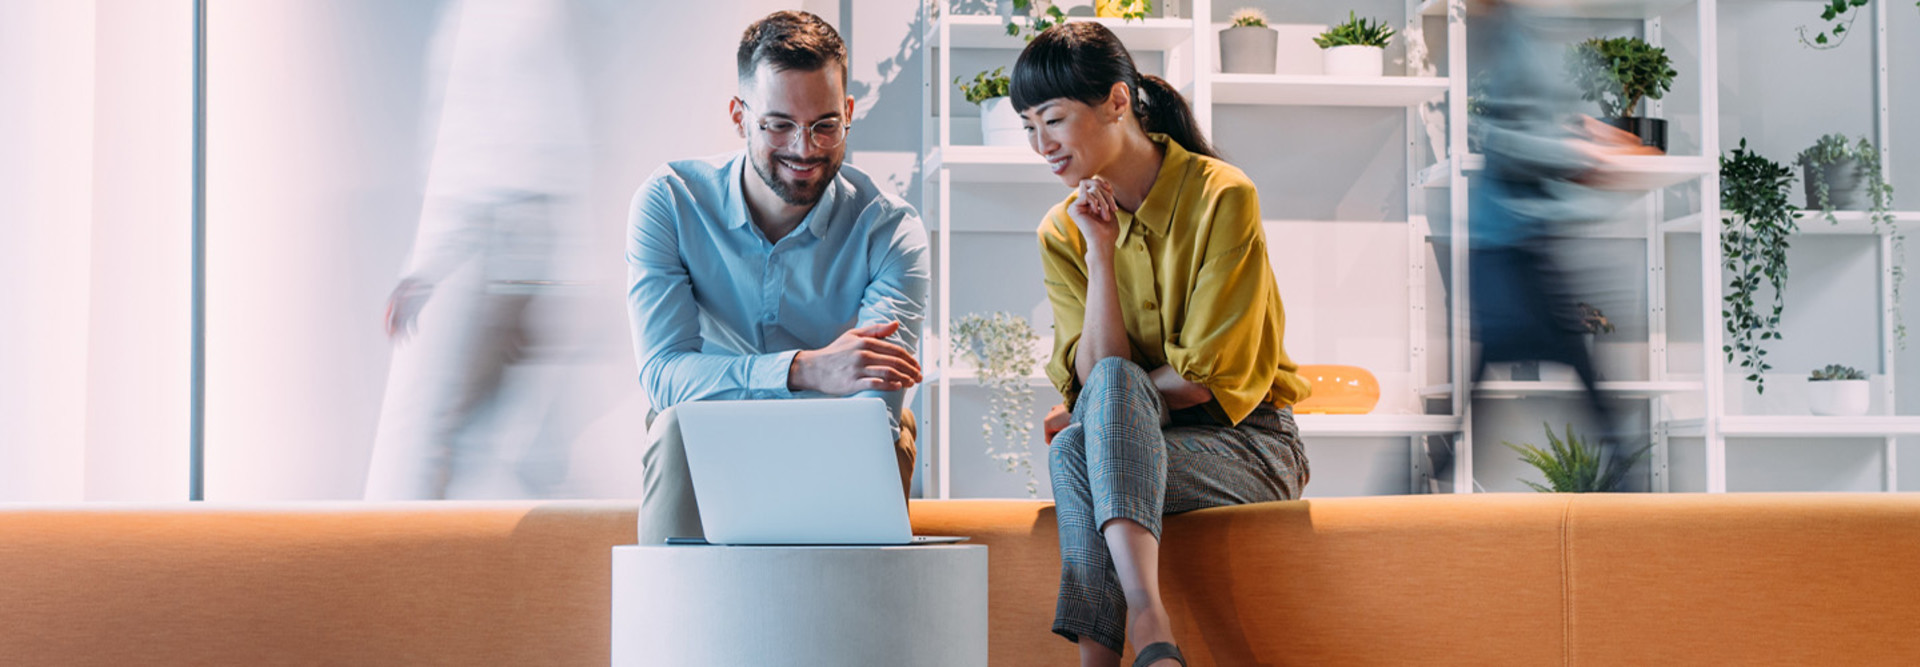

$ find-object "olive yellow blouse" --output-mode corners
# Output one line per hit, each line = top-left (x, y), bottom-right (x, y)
(1039, 134), (1309, 426)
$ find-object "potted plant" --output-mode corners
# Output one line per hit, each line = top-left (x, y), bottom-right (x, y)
(952, 312), (1043, 497)
(1220, 8), (1277, 74)
(1313, 11), (1394, 77)
(1720, 139), (1799, 394)
(956, 67), (1022, 147)
(1807, 364), (1870, 416)
(1798, 134), (1883, 212)
(1505, 423), (1648, 492)
(1565, 36), (1676, 152)
(1797, 133), (1904, 345)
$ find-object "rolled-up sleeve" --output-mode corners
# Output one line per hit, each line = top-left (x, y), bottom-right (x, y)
(855, 203), (931, 427)
(1162, 185), (1295, 425)
(626, 172), (795, 410)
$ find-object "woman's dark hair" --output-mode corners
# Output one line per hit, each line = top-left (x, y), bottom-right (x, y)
(1010, 22), (1218, 159)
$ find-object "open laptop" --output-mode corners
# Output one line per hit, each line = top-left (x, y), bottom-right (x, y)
(675, 397), (966, 546)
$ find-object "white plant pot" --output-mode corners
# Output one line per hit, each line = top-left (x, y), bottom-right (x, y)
(979, 96), (1025, 147)
(1219, 26), (1278, 75)
(1807, 379), (1869, 416)
(1322, 45), (1384, 77)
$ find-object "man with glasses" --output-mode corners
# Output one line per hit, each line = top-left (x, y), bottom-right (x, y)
(626, 10), (930, 543)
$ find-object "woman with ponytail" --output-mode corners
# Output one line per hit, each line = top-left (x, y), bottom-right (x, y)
(1015, 22), (1311, 667)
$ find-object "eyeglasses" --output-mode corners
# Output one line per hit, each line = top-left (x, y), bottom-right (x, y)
(735, 98), (851, 150)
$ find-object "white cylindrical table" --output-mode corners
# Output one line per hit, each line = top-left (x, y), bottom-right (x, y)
(612, 544), (988, 666)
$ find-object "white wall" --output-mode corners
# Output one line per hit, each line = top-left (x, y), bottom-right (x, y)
(0, 0), (191, 502)
(0, 0), (96, 501)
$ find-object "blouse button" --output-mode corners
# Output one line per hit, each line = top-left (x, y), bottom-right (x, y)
(1143, 300), (1158, 311)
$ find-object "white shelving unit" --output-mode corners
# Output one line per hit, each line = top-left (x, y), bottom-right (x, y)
(1633, 0), (1910, 493)
(1414, 0), (1733, 494)
(920, 0), (1469, 498)
(918, 0), (1907, 497)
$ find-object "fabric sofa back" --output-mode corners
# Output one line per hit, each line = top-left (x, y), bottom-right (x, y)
(908, 494), (1920, 666)
(4, 495), (1917, 666)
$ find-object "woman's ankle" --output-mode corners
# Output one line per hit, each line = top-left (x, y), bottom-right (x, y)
(1125, 602), (1175, 649)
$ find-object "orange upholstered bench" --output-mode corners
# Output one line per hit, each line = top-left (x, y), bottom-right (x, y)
(3, 495), (1917, 665)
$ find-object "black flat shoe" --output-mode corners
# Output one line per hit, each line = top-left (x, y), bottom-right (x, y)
(1132, 641), (1186, 667)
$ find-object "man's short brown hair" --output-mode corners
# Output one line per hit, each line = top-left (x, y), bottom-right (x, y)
(737, 10), (848, 86)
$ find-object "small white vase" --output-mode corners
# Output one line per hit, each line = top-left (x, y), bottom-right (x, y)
(1323, 45), (1384, 77)
(1219, 25), (1279, 75)
(979, 96), (1025, 147)
(1808, 379), (1870, 416)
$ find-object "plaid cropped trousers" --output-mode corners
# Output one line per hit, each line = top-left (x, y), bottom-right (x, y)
(1050, 357), (1309, 654)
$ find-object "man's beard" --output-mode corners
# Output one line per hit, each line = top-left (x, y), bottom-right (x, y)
(750, 150), (840, 207)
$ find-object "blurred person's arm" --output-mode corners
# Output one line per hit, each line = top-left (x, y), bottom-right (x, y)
(843, 202), (931, 431)
(1478, 93), (1594, 182)
(627, 173), (801, 410)
(385, 195), (491, 341)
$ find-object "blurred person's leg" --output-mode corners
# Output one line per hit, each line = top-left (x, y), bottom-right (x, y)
(365, 291), (526, 499)
(512, 287), (615, 498)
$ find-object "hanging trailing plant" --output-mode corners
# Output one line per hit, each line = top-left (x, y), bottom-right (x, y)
(1797, 133), (1903, 346)
(1095, 0), (1153, 21)
(952, 311), (1043, 497)
(1720, 139), (1799, 393)
(1798, 0), (1919, 49)
(1800, 0), (1869, 49)
(1004, 0), (1151, 41)
(1005, 0), (1067, 40)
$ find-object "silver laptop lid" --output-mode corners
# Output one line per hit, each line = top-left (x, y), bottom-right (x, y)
(675, 397), (912, 545)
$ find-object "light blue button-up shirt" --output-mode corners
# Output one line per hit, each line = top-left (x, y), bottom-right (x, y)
(626, 152), (930, 429)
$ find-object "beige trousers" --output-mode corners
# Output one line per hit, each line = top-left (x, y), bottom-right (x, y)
(638, 405), (917, 544)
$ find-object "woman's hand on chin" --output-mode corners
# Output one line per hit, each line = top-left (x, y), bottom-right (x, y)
(1069, 177), (1120, 258)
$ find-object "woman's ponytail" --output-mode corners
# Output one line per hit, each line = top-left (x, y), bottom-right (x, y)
(1134, 74), (1218, 160)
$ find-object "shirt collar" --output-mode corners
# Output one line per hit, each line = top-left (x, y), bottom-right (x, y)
(1117, 133), (1191, 239)
(725, 151), (840, 240)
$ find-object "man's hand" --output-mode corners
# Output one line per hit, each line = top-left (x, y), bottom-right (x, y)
(789, 321), (923, 395)
(1043, 403), (1070, 444)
